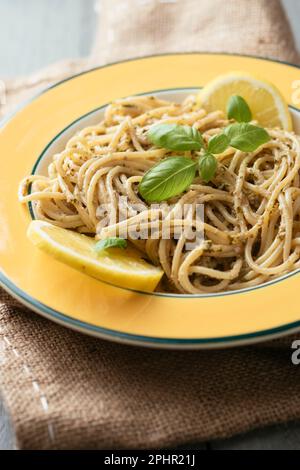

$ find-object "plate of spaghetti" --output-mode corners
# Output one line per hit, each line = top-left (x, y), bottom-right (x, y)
(1, 53), (300, 348)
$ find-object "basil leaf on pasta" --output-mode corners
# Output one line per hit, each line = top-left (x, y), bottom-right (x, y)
(224, 123), (271, 152)
(95, 237), (127, 252)
(227, 95), (252, 123)
(147, 124), (204, 151)
(198, 153), (218, 183)
(207, 133), (230, 154)
(139, 156), (196, 202)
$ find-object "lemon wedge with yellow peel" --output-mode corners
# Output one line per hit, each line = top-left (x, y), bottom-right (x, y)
(198, 71), (292, 131)
(27, 220), (163, 292)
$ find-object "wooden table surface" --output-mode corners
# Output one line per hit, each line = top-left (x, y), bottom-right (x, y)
(0, 0), (300, 450)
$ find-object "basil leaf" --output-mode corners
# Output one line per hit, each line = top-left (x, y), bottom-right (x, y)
(224, 123), (271, 152)
(139, 156), (196, 202)
(207, 133), (230, 154)
(199, 153), (218, 183)
(227, 95), (252, 123)
(147, 124), (204, 151)
(95, 237), (127, 253)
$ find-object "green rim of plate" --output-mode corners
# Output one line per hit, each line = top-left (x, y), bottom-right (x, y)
(1, 52), (300, 347)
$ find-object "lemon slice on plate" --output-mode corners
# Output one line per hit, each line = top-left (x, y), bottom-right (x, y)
(27, 220), (163, 292)
(198, 71), (292, 130)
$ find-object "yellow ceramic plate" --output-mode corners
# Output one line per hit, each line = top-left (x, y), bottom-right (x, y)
(1, 53), (300, 349)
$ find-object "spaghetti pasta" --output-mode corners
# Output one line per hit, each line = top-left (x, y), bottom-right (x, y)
(19, 94), (300, 294)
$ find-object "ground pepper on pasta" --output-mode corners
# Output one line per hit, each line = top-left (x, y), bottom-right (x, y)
(19, 95), (300, 294)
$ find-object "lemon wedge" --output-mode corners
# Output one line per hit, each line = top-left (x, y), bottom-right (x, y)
(198, 71), (292, 130)
(27, 220), (163, 292)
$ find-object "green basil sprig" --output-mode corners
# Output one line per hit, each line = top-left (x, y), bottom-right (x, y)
(138, 96), (271, 202)
(198, 153), (218, 183)
(95, 237), (127, 252)
(147, 123), (204, 151)
(227, 95), (252, 123)
(224, 123), (270, 152)
(207, 133), (230, 154)
(139, 156), (196, 202)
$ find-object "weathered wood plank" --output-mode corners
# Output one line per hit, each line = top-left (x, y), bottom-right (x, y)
(0, 399), (16, 450)
(0, 0), (96, 78)
(282, 0), (300, 52)
(211, 423), (300, 450)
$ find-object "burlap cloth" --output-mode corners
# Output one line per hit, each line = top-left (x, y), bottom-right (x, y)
(1, 0), (300, 450)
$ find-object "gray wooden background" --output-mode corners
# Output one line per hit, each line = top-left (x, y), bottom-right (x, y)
(0, 0), (300, 450)
(0, 0), (299, 79)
